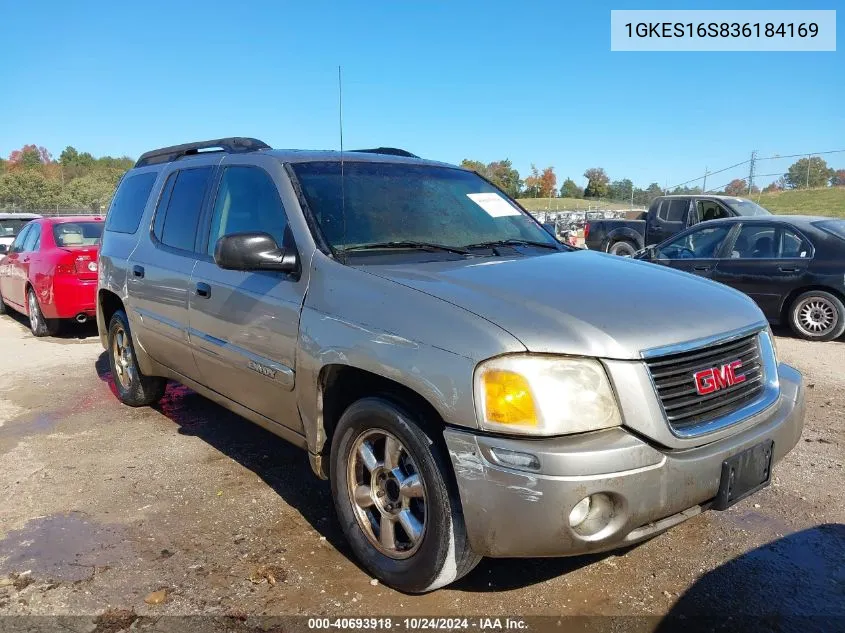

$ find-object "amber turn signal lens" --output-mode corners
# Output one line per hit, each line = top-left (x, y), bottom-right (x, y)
(482, 369), (538, 426)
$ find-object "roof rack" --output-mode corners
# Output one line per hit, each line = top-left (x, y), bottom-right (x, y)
(351, 147), (419, 159)
(134, 137), (271, 168)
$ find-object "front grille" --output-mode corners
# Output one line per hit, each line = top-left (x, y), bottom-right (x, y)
(645, 333), (765, 432)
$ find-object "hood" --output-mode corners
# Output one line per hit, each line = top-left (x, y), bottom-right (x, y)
(358, 251), (766, 360)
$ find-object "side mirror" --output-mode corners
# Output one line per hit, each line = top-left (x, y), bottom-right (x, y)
(0, 244), (8, 255)
(214, 232), (298, 273)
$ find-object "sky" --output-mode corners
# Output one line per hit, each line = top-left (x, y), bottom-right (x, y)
(1, 0), (842, 190)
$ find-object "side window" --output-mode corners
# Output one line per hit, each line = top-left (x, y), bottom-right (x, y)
(22, 224), (41, 252)
(659, 199), (689, 222)
(728, 225), (779, 259)
(207, 166), (288, 255)
(105, 172), (158, 234)
(780, 228), (811, 258)
(154, 167), (213, 253)
(697, 200), (730, 222)
(11, 225), (31, 253)
(658, 225), (731, 260)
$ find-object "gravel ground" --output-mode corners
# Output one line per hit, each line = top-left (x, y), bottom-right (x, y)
(0, 313), (842, 627)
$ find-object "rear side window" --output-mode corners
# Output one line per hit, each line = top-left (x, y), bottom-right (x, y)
(659, 199), (689, 222)
(106, 172), (157, 234)
(815, 219), (845, 241)
(154, 167), (213, 253)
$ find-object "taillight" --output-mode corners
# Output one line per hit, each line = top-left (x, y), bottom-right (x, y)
(56, 254), (97, 276)
(584, 223), (590, 240)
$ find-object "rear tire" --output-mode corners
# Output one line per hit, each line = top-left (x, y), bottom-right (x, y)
(788, 290), (845, 341)
(609, 240), (636, 257)
(27, 288), (60, 337)
(107, 309), (167, 406)
(330, 397), (481, 593)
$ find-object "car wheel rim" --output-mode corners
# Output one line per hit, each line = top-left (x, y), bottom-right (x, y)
(112, 326), (137, 389)
(347, 428), (427, 559)
(28, 292), (40, 331)
(796, 297), (837, 336)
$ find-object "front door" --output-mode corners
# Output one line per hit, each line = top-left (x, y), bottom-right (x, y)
(647, 198), (690, 245)
(189, 157), (305, 430)
(654, 223), (734, 280)
(0, 223), (32, 308)
(127, 165), (215, 378)
(713, 222), (812, 320)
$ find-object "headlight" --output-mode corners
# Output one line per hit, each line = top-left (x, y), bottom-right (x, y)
(473, 355), (622, 436)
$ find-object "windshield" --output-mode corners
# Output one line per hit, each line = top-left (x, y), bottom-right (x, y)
(291, 162), (558, 253)
(0, 218), (32, 238)
(53, 221), (104, 247)
(728, 198), (771, 216)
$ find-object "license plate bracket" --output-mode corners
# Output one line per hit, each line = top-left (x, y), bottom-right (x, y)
(714, 440), (774, 510)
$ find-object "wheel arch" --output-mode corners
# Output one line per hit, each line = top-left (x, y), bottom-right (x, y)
(603, 227), (644, 252)
(313, 364), (448, 479)
(779, 285), (845, 324)
(97, 288), (125, 348)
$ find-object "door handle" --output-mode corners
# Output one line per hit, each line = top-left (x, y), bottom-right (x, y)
(693, 265), (712, 272)
(195, 282), (211, 298)
(778, 267), (799, 273)
(132, 265), (145, 278)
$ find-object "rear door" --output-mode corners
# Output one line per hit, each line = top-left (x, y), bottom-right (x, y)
(188, 155), (305, 429)
(0, 224), (32, 308)
(654, 223), (735, 279)
(127, 163), (216, 378)
(713, 222), (813, 320)
(647, 198), (690, 245)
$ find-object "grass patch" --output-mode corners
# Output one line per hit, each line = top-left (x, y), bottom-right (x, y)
(517, 197), (631, 211)
(749, 187), (845, 218)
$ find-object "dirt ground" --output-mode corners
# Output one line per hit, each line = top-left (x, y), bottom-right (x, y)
(0, 312), (843, 627)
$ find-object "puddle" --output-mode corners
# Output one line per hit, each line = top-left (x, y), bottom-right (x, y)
(0, 411), (60, 440)
(0, 512), (134, 582)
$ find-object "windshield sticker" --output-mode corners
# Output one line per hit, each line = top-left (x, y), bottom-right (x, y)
(467, 193), (521, 218)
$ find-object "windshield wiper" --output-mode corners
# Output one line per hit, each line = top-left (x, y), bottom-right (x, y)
(339, 241), (471, 255)
(462, 239), (560, 250)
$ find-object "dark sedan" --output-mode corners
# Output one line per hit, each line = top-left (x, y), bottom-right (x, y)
(635, 215), (845, 341)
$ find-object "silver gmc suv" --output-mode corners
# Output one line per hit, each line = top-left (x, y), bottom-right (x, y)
(97, 138), (805, 593)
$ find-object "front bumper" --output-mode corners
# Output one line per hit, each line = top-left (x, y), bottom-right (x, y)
(444, 362), (805, 558)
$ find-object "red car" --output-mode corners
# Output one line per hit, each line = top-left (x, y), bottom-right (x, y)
(0, 216), (104, 336)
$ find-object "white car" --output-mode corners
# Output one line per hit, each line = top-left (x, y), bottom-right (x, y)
(0, 213), (41, 260)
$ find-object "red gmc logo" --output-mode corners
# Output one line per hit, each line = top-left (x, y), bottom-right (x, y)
(693, 360), (746, 395)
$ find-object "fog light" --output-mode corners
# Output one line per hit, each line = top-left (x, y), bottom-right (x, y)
(488, 447), (541, 471)
(569, 496), (591, 527)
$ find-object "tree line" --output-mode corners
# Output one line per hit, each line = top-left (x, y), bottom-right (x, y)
(1, 144), (842, 212)
(0, 145), (133, 211)
(462, 156), (845, 206)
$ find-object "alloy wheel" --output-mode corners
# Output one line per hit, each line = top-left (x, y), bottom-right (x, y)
(112, 325), (138, 389)
(795, 296), (837, 336)
(28, 291), (40, 332)
(347, 429), (427, 559)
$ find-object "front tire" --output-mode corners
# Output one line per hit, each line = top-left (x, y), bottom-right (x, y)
(788, 290), (845, 341)
(609, 240), (636, 257)
(107, 309), (167, 406)
(330, 397), (480, 593)
(27, 287), (60, 337)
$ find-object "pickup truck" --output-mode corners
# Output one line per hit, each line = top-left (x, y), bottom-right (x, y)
(97, 138), (804, 593)
(584, 195), (771, 256)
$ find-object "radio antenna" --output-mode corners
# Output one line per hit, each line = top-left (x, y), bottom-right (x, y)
(338, 65), (347, 253)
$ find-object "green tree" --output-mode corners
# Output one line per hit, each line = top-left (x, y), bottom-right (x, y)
(644, 182), (663, 203)
(0, 170), (64, 209)
(486, 159), (522, 198)
(559, 178), (583, 198)
(583, 167), (609, 198)
(784, 156), (834, 189)
(831, 169), (845, 186)
(607, 178), (633, 201)
(460, 159), (488, 177)
(9, 144), (51, 169)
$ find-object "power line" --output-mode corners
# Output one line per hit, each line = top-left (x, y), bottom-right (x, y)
(670, 148), (845, 191)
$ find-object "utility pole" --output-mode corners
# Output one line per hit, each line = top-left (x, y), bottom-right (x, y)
(747, 150), (757, 194)
(806, 154), (812, 188)
(702, 166), (708, 193)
